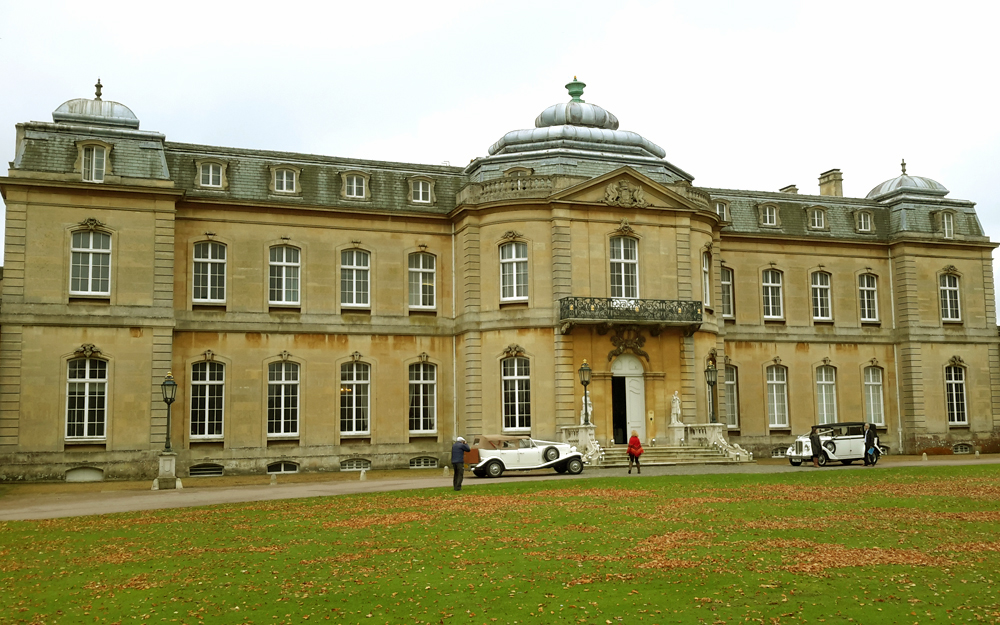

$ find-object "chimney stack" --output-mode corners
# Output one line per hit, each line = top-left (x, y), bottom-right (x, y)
(779, 184), (799, 194)
(818, 169), (843, 197)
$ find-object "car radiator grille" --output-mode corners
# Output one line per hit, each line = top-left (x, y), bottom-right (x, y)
(795, 441), (804, 455)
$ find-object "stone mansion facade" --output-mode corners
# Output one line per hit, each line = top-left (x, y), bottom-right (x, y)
(1, 79), (998, 481)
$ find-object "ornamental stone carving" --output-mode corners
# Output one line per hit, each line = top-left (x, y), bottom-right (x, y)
(500, 230), (524, 241)
(604, 180), (649, 208)
(607, 325), (649, 362)
(502, 344), (526, 357)
(74, 343), (101, 357)
(79, 217), (105, 231)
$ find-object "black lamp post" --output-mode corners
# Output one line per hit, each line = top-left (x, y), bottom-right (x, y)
(705, 362), (718, 424)
(578, 360), (592, 426)
(161, 372), (177, 451)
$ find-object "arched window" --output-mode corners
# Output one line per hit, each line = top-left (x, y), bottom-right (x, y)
(500, 242), (528, 302)
(341, 362), (371, 434)
(66, 358), (107, 439)
(70, 230), (111, 296)
(816, 365), (837, 424)
(193, 241), (227, 303)
(502, 357), (531, 431)
(864, 366), (884, 426)
(408, 252), (436, 309)
(610, 237), (639, 300)
(191, 361), (224, 438)
(859, 274), (878, 322)
(408, 362), (436, 432)
(945, 365), (967, 424)
(273, 168), (296, 193)
(811, 272), (832, 320)
(762, 269), (783, 319)
(267, 361), (299, 436)
(766, 364), (788, 427)
(341, 249), (370, 308)
(269, 246), (300, 305)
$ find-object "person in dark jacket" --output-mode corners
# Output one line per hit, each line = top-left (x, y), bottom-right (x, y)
(810, 426), (822, 468)
(863, 423), (878, 466)
(451, 437), (471, 491)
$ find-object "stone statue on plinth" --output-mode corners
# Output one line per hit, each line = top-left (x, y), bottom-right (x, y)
(670, 391), (681, 424)
(580, 393), (593, 424)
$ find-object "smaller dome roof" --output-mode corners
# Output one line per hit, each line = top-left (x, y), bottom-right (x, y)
(52, 80), (140, 129)
(534, 77), (619, 130)
(866, 160), (948, 200)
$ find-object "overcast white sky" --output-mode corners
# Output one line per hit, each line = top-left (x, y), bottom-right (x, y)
(2, 0), (999, 304)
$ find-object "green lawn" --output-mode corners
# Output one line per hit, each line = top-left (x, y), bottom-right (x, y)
(2, 466), (1000, 624)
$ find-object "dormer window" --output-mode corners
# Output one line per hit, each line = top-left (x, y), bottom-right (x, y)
(346, 175), (364, 197)
(408, 177), (436, 205)
(195, 160), (229, 190)
(341, 171), (371, 200)
(808, 208), (826, 230)
(504, 167), (533, 177)
(82, 146), (105, 182)
(759, 204), (780, 227)
(274, 169), (296, 193)
(715, 201), (728, 221)
(268, 165), (302, 196)
(942, 212), (954, 239)
(857, 211), (872, 233)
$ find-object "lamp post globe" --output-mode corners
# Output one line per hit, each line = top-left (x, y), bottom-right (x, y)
(161, 372), (177, 451)
(578, 360), (592, 426)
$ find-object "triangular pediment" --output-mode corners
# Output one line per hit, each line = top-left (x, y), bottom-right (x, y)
(550, 167), (705, 211)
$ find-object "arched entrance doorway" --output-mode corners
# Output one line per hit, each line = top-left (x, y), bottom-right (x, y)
(610, 354), (646, 444)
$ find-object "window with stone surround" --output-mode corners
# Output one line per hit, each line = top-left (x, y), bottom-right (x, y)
(341, 249), (370, 309)
(720, 266), (734, 318)
(82, 145), (106, 182)
(859, 274), (879, 322)
(939, 273), (961, 321)
(341, 362), (370, 434)
(610, 237), (639, 300)
(269, 246), (300, 305)
(193, 242), (227, 303)
(66, 358), (107, 439)
(408, 362), (436, 433)
(724, 365), (739, 428)
(273, 168), (296, 193)
(808, 208), (826, 230)
(408, 252), (436, 309)
(500, 241), (528, 302)
(811, 272), (832, 321)
(191, 361), (224, 438)
(409, 177), (435, 204)
(945, 365), (967, 425)
(196, 159), (228, 190)
(762, 269), (783, 319)
(702, 252), (712, 308)
(70, 230), (111, 296)
(502, 357), (531, 431)
(766, 364), (789, 428)
(816, 365), (837, 424)
(864, 366), (884, 426)
(267, 361), (299, 437)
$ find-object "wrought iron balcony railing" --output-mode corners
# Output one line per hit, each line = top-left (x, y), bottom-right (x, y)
(559, 296), (703, 324)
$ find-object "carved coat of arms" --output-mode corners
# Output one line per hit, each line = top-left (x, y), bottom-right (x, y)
(604, 180), (649, 208)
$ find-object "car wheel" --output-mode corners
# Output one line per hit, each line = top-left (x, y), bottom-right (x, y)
(789, 459), (802, 466)
(823, 441), (836, 454)
(842, 460), (854, 466)
(554, 463), (567, 474)
(817, 453), (829, 467)
(486, 460), (504, 478)
(472, 469), (485, 478)
(566, 458), (584, 475)
(543, 446), (560, 462)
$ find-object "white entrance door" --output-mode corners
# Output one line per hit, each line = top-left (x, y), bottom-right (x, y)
(611, 354), (646, 442)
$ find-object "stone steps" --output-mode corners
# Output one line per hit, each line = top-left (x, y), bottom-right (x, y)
(598, 445), (738, 466)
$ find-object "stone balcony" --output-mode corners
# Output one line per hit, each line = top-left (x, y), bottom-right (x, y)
(558, 296), (703, 335)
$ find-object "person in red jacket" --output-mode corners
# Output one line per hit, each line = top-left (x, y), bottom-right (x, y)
(627, 430), (643, 474)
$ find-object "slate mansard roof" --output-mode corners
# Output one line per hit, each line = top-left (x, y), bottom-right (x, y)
(3, 84), (989, 245)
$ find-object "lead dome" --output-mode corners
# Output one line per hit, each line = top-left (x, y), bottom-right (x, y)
(52, 79), (140, 129)
(866, 160), (948, 200)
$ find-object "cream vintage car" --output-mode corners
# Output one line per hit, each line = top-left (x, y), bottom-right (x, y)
(786, 422), (887, 467)
(464, 435), (584, 478)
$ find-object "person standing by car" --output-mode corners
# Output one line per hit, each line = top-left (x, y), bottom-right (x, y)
(451, 437), (470, 491)
(863, 423), (877, 466)
(627, 430), (643, 474)
(810, 426), (822, 468)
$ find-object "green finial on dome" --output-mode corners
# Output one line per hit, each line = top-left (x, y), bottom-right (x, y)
(565, 76), (586, 103)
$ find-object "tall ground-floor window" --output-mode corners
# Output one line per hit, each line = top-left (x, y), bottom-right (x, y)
(341, 362), (371, 434)
(502, 357), (531, 431)
(945, 365), (967, 424)
(191, 361), (224, 437)
(267, 362), (299, 436)
(66, 358), (107, 439)
(864, 366), (884, 426)
(408, 363), (436, 432)
(816, 365), (837, 424)
(724, 365), (739, 428)
(766, 365), (788, 427)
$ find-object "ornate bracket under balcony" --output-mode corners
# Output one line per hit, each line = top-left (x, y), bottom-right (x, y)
(558, 297), (703, 335)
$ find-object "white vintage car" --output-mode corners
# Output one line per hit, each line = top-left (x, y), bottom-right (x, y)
(786, 422), (887, 467)
(465, 435), (584, 478)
